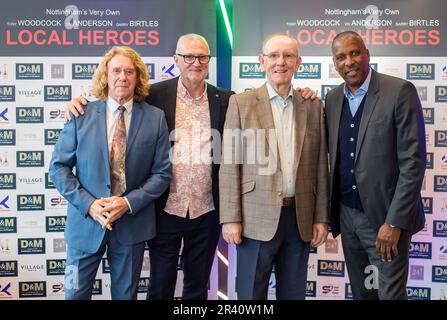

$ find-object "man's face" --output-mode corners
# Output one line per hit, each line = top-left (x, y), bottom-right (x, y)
(332, 36), (370, 92)
(174, 38), (210, 86)
(259, 35), (301, 90)
(107, 54), (137, 103)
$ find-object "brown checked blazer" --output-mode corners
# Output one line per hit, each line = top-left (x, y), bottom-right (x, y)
(219, 84), (329, 242)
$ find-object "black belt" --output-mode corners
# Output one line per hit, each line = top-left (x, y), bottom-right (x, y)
(282, 197), (295, 206)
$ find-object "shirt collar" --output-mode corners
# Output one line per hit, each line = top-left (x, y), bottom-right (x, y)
(107, 97), (133, 114)
(343, 67), (372, 99)
(177, 77), (207, 101)
(266, 82), (294, 101)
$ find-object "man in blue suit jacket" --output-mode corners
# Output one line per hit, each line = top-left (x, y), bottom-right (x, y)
(49, 46), (171, 300)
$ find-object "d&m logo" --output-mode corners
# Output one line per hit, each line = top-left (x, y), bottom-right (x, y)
(17, 194), (44, 211)
(16, 63), (43, 80)
(239, 62), (265, 79)
(102, 258), (110, 273)
(72, 63), (98, 79)
(45, 173), (55, 189)
(409, 242), (432, 259)
(44, 129), (61, 145)
(434, 175), (447, 192)
(18, 238), (45, 254)
(305, 281), (316, 297)
(0, 261), (17, 277)
(422, 108), (434, 125)
(294, 63), (321, 79)
(44, 85), (71, 101)
(16, 107), (43, 123)
(0, 173), (16, 189)
(426, 152), (433, 169)
(145, 63), (155, 80)
(138, 277), (150, 293)
(407, 287), (430, 300)
(435, 131), (447, 147)
(345, 283), (353, 300)
(406, 64), (434, 80)
(92, 279), (102, 295)
(317, 259), (345, 277)
(0, 217), (17, 233)
(0, 129), (15, 146)
(433, 220), (447, 237)
(46, 259), (66, 276)
(321, 85), (338, 100)
(436, 86), (447, 102)
(0, 86), (15, 101)
(0, 107), (9, 123)
(432, 265), (447, 283)
(19, 281), (46, 298)
(16, 151), (44, 167)
(46, 216), (66, 232)
(422, 197), (432, 214)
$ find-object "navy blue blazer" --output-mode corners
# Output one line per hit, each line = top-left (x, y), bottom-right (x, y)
(49, 99), (172, 253)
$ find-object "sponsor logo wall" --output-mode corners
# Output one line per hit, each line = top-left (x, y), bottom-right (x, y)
(0, 0), (217, 300)
(230, 0), (447, 300)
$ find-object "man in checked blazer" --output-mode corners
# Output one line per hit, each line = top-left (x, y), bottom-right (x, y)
(219, 34), (330, 300)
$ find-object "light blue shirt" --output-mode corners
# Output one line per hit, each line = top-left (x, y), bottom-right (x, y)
(266, 82), (296, 196)
(343, 67), (372, 117)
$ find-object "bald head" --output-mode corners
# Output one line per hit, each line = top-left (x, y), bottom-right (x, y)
(176, 33), (210, 55)
(261, 34), (299, 56)
(331, 31), (366, 51)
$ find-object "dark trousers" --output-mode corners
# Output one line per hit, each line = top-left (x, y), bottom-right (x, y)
(340, 204), (411, 300)
(147, 210), (220, 300)
(236, 205), (310, 300)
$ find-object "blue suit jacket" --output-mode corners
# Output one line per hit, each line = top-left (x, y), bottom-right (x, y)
(49, 99), (172, 253)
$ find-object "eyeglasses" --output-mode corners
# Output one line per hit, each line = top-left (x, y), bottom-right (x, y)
(262, 52), (298, 62)
(176, 53), (211, 65)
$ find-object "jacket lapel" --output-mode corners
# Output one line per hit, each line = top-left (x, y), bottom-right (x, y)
(93, 100), (110, 171)
(126, 101), (143, 157)
(207, 84), (220, 131)
(293, 92), (307, 171)
(330, 87), (344, 170)
(355, 70), (379, 162)
(255, 85), (276, 148)
(164, 78), (178, 132)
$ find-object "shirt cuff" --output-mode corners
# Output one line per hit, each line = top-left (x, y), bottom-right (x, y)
(123, 197), (133, 214)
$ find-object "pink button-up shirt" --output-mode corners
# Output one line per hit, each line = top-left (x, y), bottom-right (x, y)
(164, 79), (214, 219)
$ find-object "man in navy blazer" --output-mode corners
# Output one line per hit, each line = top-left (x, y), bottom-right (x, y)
(49, 46), (171, 300)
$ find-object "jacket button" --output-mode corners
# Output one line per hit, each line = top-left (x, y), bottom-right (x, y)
(106, 184), (110, 189)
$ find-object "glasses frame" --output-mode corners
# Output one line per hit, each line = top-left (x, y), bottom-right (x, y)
(175, 53), (211, 65)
